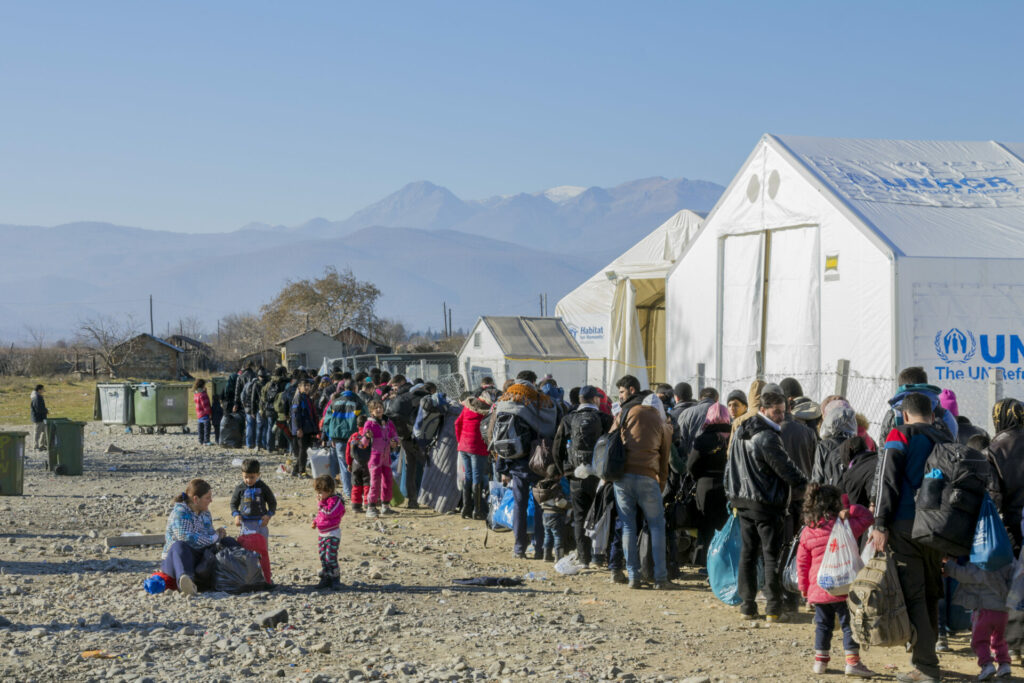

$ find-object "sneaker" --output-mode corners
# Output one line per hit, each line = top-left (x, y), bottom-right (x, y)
(978, 663), (997, 681)
(766, 613), (788, 623)
(177, 575), (197, 598)
(895, 670), (940, 682)
(813, 660), (829, 675)
(845, 662), (876, 678)
(513, 551), (527, 560)
(353, 504), (363, 513)
(609, 569), (627, 584)
(381, 504), (397, 515)
(935, 635), (949, 653)
(740, 609), (759, 621)
(366, 506), (379, 519)
(653, 580), (680, 590)
(996, 662), (1011, 678)
(628, 577), (642, 589)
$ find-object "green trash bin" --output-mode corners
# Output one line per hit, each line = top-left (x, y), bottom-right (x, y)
(210, 376), (229, 402)
(0, 432), (27, 496)
(46, 419), (85, 476)
(133, 383), (190, 434)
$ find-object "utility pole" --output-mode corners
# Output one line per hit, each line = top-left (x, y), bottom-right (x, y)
(539, 294), (543, 316)
(448, 309), (452, 339)
(442, 302), (448, 337)
(544, 293), (548, 316)
(149, 295), (154, 336)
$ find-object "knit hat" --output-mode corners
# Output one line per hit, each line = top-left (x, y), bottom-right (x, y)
(779, 378), (804, 399)
(726, 389), (747, 406)
(762, 383), (784, 398)
(579, 385), (599, 401)
(938, 389), (959, 417)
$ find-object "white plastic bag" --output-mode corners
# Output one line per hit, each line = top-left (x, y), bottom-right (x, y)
(554, 553), (581, 576)
(816, 519), (864, 597)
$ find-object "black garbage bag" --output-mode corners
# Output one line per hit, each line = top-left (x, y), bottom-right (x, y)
(219, 411), (245, 448)
(212, 545), (271, 594)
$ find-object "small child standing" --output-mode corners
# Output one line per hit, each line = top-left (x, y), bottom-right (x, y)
(943, 555), (1014, 680)
(229, 459), (277, 540)
(311, 474), (345, 589)
(210, 393), (224, 445)
(193, 379), (212, 446)
(796, 483), (876, 678)
(533, 465), (569, 562)
(361, 400), (400, 519)
(346, 415), (372, 513)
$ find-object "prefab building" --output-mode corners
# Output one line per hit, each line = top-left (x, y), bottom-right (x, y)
(666, 134), (1024, 427)
(458, 316), (587, 389)
(556, 209), (703, 390)
(276, 330), (347, 371)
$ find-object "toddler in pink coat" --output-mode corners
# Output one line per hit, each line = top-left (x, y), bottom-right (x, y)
(359, 399), (400, 519)
(311, 474), (345, 590)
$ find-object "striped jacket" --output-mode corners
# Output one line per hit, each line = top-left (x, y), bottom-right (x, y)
(162, 502), (217, 559)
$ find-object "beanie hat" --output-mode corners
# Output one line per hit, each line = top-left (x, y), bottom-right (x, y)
(762, 383), (784, 398)
(727, 389), (748, 406)
(779, 378), (804, 399)
(579, 385), (599, 401)
(938, 389), (959, 417)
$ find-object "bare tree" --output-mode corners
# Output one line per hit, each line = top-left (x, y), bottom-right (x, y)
(76, 314), (140, 376)
(260, 266), (381, 341)
(369, 317), (407, 349)
(216, 312), (267, 360)
(174, 316), (206, 339)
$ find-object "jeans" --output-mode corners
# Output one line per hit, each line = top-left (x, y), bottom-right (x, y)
(737, 512), (785, 616)
(890, 520), (943, 678)
(814, 602), (858, 654)
(511, 474), (543, 555)
(291, 433), (312, 476)
(570, 477), (598, 564)
(197, 417), (210, 445)
(240, 518), (269, 541)
(460, 452), (489, 487)
(245, 414), (258, 449)
(161, 541), (205, 583)
(543, 510), (567, 552)
(332, 441), (353, 499)
(261, 416), (274, 451)
(613, 473), (667, 583)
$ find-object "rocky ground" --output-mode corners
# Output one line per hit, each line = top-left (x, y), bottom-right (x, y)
(0, 420), (993, 682)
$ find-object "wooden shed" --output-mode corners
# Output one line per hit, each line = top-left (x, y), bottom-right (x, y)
(166, 334), (216, 373)
(111, 334), (184, 380)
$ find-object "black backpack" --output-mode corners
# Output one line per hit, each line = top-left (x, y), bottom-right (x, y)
(592, 407), (630, 482)
(224, 374), (238, 404)
(568, 409), (605, 469)
(263, 381), (282, 419)
(489, 412), (532, 460)
(912, 441), (991, 556)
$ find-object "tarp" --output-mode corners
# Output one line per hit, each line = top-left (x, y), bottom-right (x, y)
(556, 209), (703, 388)
(666, 134), (1024, 428)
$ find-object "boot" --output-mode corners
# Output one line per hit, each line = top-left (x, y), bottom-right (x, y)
(461, 487), (474, 519)
(472, 484), (487, 520)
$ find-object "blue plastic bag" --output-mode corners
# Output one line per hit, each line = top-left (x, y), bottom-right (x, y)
(708, 513), (743, 605)
(971, 494), (1013, 571)
(143, 574), (166, 594)
(492, 486), (535, 534)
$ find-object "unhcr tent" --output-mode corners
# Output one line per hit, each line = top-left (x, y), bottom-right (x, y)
(556, 210), (704, 390)
(666, 134), (1024, 427)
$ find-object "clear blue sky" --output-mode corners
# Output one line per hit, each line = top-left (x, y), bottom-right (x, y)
(2, 1), (1021, 233)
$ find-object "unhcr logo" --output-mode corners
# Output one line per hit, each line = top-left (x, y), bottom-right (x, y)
(934, 329), (976, 364)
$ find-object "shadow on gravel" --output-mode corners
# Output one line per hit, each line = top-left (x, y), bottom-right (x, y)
(6, 619), (200, 633)
(276, 582), (545, 596)
(0, 558), (155, 575)
(0, 532), (83, 540)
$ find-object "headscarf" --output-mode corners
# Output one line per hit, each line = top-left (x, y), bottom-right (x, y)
(642, 393), (666, 421)
(992, 398), (1024, 434)
(820, 402), (857, 439)
(704, 402), (731, 427)
(819, 394), (845, 418)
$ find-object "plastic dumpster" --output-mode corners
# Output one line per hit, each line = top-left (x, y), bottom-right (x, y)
(94, 383), (135, 425)
(46, 419), (85, 476)
(209, 376), (229, 403)
(133, 383), (190, 434)
(0, 432), (26, 496)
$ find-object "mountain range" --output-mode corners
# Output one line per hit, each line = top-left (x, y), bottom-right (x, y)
(0, 176), (723, 343)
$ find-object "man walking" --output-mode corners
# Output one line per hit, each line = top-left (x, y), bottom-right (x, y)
(724, 389), (807, 621)
(30, 384), (47, 451)
(290, 379), (317, 477)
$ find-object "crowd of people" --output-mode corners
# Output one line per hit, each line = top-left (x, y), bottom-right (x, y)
(156, 362), (1024, 682)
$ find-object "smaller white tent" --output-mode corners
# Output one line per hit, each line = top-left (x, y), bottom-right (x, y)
(458, 316), (587, 389)
(556, 210), (703, 390)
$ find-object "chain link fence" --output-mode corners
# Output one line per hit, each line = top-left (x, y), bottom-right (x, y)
(320, 353), (458, 382)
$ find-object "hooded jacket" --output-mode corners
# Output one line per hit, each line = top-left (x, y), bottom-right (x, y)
(325, 391), (366, 442)
(986, 425), (1024, 550)
(797, 501), (874, 605)
(874, 422), (949, 533)
(877, 383), (958, 446)
(724, 413), (807, 516)
(611, 392), (672, 484)
(194, 390), (211, 420)
(944, 559), (1015, 612)
(30, 390), (47, 423)
(454, 400), (489, 456)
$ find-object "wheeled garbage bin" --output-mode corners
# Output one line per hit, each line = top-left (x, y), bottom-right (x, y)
(46, 418), (85, 475)
(132, 383), (190, 434)
(94, 383), (135, 428)
(0, 432), (27, 496)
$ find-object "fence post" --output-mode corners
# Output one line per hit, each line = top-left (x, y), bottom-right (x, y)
(697, 363), (706, 392)
(835, 359), (850, 397)
(755, 351), (764, 380)
(989, 367), (1005, 418)
(420, 359), (427, 380)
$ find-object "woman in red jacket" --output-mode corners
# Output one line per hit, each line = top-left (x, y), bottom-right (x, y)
(454, 397), (491, 520)
(193, 379), (212, 446)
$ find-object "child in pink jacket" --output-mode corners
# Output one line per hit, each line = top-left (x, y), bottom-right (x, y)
(796, 483), (875, 678)
(360, 399), (400, 519)
(311, 474), (345, 590)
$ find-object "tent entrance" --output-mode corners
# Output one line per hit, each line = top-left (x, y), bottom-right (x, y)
(717, 226), (820, 394)
(634, 280), (666, 385)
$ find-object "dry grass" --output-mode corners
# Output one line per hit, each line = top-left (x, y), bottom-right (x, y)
(0, 376), (100, 424)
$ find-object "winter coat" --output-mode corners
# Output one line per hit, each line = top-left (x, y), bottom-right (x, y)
(724, 414), (807, 516)
(261, 378), (286, 420)
(194, 390), (211, 420)
(874, 422), (949, 533)
(490, 380), (558, 440)
(229, 479), (277, 521)
(313, 493), (345, 534)
(877, 383), (958, 447)
(839, 444), (878, 509)
(162, 502), (217, 559)
(454, 403), (489, 457)
(325, 391), (366, 442)
(944, 560), (1015, 612)
(986, 426), (1024, 550)
(956, 416), (988, 447)
(676, 397), (716, 457)
(796, 501), (874, 604)
(240, 377), (265, 415)
(234, 368), (255, 410)
(612, 393), (672, 485)
(30, 390), (47, 423)
(782, 414), (818, 482)
(290, 392), (317, 436)
(361, 417), (398, 464)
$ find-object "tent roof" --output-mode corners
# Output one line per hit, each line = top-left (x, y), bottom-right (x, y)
(472, 316), (585, 359)
(770, 135), (1024, 259)
(276, 329), (337, 346)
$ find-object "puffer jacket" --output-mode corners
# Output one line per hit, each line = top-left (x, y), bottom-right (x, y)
(454, 402), (488, 456)
(877, 383), (958, 446)
(944, 559), (1014, 612)
(724, 414), (807, 515)
(361, 417), (398, 464)
(796, 501), (873, 604)
(326, 391), (366, 442)
(612, 393), (671, 485)
(194, 390), (211, 420)
(986, 427), (1024, 550)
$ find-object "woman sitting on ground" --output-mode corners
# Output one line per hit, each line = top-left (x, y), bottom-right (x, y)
(161, 478), (226, 596)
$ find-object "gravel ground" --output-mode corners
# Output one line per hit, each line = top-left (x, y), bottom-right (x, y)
(0, 420), (990, 682)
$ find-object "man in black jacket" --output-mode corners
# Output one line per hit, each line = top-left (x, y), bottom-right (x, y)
(676, 387), (718, 458)
(234, 362), (255, 413)
(30, 385), (47, 451)
(386, 375), (431, 508)
(723, 390), (807, 621)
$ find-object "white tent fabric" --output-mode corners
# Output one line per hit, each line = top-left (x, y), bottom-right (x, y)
(667, 134), (1024, 429)
(556, 209), (703, 389)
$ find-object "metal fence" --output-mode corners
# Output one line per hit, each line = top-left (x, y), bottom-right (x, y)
(319, 353), (458, 382)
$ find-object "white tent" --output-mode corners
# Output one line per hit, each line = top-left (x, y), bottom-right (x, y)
(458, 316), (587, 389)
(666, 134), (1024, 428)
(556, 209), (704, 390)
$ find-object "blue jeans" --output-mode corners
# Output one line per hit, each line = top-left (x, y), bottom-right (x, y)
(613, 473), (667, 582)
(511, 474), (544, 556)
(543, 510), (566, 552)
(332, 441), (353, 499)
(814, 602), (858, 653)
(245, 414), (258, 449)
(261, 416), (274, 450)
(460, 452), (489, 487)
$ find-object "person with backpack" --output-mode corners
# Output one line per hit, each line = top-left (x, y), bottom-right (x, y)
(810, 400), (858, 486)
(454, 396), (491, 520)
(869, 392), (953, 683)
(877, 367), (959, 446)
(490, 370), (558, 560)
(554, 385), (613, 568)
(261, 368), (288, 454)
(241, 369), (267, 451)
(290, 379), (318, 477)
(675, 387), (719, 458)
(233, 362), (256, 413)
(724, 389), (808, 621)
(386, 375), (430, 509)
(326, 380), (366, 499)
(686, 402), (732, 567)
(610, 375), (675, 590)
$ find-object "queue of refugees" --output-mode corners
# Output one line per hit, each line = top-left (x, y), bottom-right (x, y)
(158, 361), (1024, 682)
